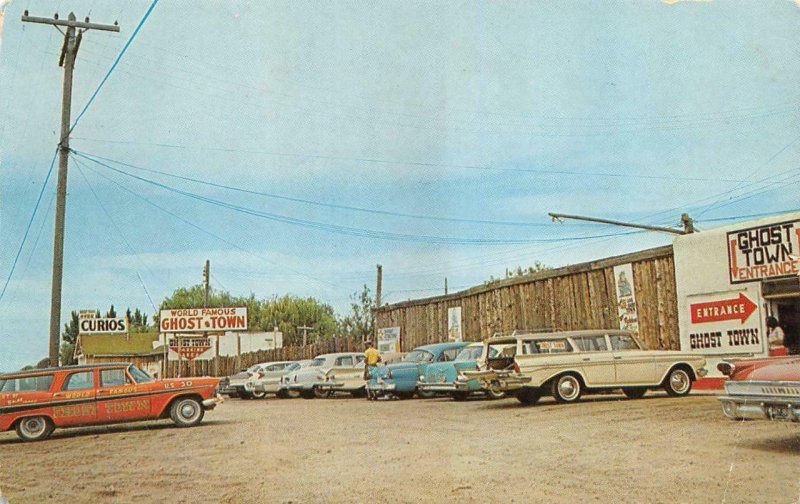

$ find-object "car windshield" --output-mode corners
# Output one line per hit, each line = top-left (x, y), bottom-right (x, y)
(455, 346), (483, 361)
(309, 358), (326, 367)
(128, 365), (153, 383)
(403, 350), (434, 363)
(286, 363), (300, 371)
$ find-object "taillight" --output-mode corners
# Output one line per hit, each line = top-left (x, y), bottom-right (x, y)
(717, 362), (735, 377)
(513, 362), (520, 373)
(258, 372), (264, 379)
(386, 369), (393, 379)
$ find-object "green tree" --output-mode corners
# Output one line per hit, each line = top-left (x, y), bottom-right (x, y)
(486, 261), (551, 284)
(60, 311), (80, 365)
(105, 304), (117, 318)
(339, 285), (375, 341)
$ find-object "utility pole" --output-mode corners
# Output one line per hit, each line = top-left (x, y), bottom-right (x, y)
(298, 326), (313, 347)
(444, 277), (448, 295)
(22, 11), (120, 367)
(548, 212), (693, 236)
(375, 264), (382, 307)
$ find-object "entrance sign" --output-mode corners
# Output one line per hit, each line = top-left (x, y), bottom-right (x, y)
(169, 336), (212, 360)
(685, 291), (761, 354)
(447, 307), (463, 342)
(690, 293), (757, 325)
(159, 307), (248, 332)
(728, 219), (800, 284)
(377, 326), (400, 353)
(613, 263), (639, 339)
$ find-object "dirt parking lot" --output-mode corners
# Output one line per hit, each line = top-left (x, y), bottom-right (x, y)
(0, 391), (797, 503)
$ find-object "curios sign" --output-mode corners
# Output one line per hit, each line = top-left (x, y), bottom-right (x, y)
(78, 311), (127, 334)
(728, 219), (800, 284)
(159, 307), (248, 333)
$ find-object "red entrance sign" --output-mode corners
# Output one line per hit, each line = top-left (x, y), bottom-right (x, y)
(690, 293), (757, 324)
(169, 337), (211, 360)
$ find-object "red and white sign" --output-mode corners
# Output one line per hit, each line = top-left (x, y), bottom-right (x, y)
(690, 293), (757, 324)
(169, 337), (212, 360)
(728, 219), (800, 284)
(159, 307), (248, 333)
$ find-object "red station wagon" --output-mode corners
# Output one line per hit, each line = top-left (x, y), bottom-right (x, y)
(0, 363), (222, 441)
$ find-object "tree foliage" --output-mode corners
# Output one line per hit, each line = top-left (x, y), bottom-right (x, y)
(339, 285), (375, 341)
(486, 261), (551, 284)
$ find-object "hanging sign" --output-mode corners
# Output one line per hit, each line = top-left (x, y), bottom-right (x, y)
(728, 219), (800, 284)
(159, 307), (248, 332)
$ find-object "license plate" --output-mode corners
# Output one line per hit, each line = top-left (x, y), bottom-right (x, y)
(766, 405), (791, 420)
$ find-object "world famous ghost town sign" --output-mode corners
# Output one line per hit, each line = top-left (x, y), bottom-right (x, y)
(159, 307), (248, 333)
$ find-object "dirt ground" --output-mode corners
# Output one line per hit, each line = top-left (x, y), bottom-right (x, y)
(0, 391), (798, 504)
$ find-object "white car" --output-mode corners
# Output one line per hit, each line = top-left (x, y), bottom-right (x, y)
(462, 329), (707, 405)
(275, 360), (316, 398)
(243, 361), (299, 398)
(220, 362), (273, 399)
(285, 352), (366, 399)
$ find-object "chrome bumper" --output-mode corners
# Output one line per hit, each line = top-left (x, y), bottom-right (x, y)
(315, 381), (346, 391)
(202, 395), (224, 410)
(287, 382), (318, 391)
(366, 381), (397, 392)
(718, 395), (800, 422)
(417, 382), (457, 393)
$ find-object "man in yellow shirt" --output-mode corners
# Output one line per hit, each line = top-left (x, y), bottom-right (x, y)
(364, 340), (381, 366)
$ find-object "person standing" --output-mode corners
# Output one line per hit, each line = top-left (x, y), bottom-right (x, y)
(363, 340), (381, 399)
(766, 316), (786, 355)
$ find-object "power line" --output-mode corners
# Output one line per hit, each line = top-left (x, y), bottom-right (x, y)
(70, 0), (159, 132)
(74, 151), (650, 246)
(0, 149), (58, 305)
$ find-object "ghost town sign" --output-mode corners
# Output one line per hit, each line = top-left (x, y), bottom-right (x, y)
(159, 307), (248, 332)
(728, 219), (800, 284)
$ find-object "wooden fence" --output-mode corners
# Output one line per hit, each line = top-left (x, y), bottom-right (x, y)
(166, 336), (362, 377)
(375, 245), (680, 352)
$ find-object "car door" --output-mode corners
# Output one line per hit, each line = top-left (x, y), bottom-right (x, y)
(330, 355), (362, 389)
(96, 367), (152, 422)
(572, 335), (615, 386)
(51, 369), (98, 426)
(610, 334), (656, 385)
(260, 364), (286, 392)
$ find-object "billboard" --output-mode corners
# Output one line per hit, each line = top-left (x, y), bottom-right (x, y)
(728, 219), (800, 284)
(377, 326), (400, 353)
(159, 307), (248, 333)
(448, 307), (462, 341)
(613, 263), (639, 339)
(78, 310), (127, 334)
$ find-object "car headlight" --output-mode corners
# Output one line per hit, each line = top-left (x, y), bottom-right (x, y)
(419, 374), (425, 381)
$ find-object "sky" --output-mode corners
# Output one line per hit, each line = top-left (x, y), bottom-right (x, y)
(1, 1), (799, 370)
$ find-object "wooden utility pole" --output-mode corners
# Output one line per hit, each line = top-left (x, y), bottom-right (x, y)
(375, 264), (382, 307)
(548, 212), (692, 236)
(22, 11), (119, 366)
(298, 326), (313, 346)
(444, 277), (448, 295)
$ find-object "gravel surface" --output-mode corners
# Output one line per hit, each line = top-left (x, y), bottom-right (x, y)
(0, 392), (797, 503)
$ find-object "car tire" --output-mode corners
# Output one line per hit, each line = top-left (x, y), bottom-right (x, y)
(515, 388), (541, 405)
(417, 389), (436, 399)
(452, 391), (469, 401)
(350, 388), (367, 398)
(552, 374), (582, 403)
(170, 398), (205, 427)
(299, 389), (316, 399)
(664, 368), (692, 397)
(276, 389), (290, 399)
(622, 387), (647, 399)
(395, 391), (415, 400)
(486, 388), (506, 400)
(15, 416), (54, 442)
(250, 390), (267, 400)
(313, 387), (331, 399)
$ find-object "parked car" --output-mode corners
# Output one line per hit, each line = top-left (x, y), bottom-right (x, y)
(285, 353), (366, 399)
(243, 361), (298, 398)
(717, 356), (800, 422)
(417, 342), (510, 400)
(219, 362), (272, 399)
(367, 342), (469, 399)
(0, 362), (222, 442)
(462, 330), (707, 405)
(276, 360), (316, 398)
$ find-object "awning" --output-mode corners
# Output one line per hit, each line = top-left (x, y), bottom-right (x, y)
(761, 277), (800, 299)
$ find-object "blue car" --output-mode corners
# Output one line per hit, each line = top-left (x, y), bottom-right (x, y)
(417, 342), (507, 401)
(366, 342), (469, 399)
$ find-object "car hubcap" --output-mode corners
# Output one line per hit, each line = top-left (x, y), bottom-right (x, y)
(180, 402), (198, 420)
(23, 418), (45, 436)
(671, 371), (689, 393)
(559, 378), (578, 399)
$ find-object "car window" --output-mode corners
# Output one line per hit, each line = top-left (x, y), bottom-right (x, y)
(355, 355), (365, 363)
(523, 339), (573, 354)
(128, 365), (153, 383)
(0, 375), (54, 392)
(610, 334), (640, 351)
(403, 350), (434, 363)
(439, 348), (461, 362)
(335, 356), (354, 366)
(572, 336), (609, 352)
(63, 371), (94, 390)
(100, 369), (130, 387)
(286, 363), (300, 371)
(309, 358), (326, 367)
(455, 346), (483, 361)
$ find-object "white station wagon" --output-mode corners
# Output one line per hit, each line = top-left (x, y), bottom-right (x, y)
(461, 329), (707, 405)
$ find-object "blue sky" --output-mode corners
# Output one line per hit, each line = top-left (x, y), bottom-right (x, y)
(1, 1), (799, 370)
